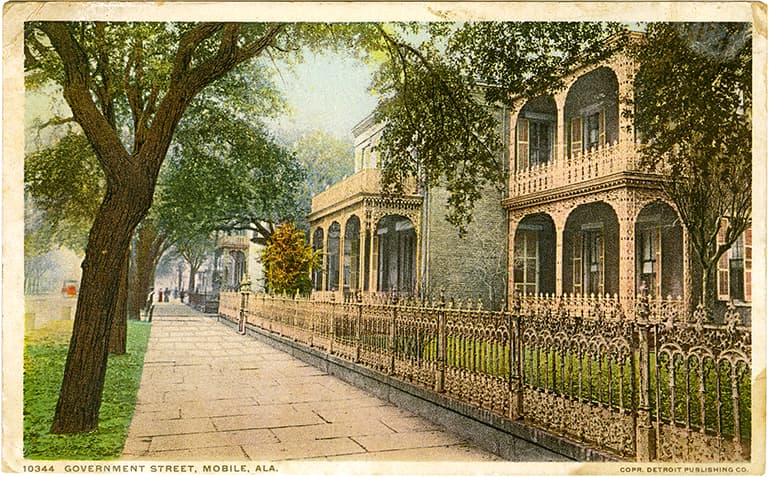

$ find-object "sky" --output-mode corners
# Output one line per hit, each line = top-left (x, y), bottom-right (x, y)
(267, 51), (379, 144)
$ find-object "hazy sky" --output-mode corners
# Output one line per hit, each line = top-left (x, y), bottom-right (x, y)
(268, 51), (379, 143)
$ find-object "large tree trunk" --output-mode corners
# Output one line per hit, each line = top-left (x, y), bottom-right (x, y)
(51, 185), (150, 434)
(127, 225), (166, 320)
(188, 264), (199, 293)
(108, 250), (130, 354)
(700, 263), (715, 311)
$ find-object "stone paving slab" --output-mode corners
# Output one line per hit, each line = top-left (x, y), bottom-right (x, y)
(122, 303), (508, 462)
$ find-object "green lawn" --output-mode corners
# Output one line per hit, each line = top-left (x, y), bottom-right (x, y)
(24, 319), (151, 460)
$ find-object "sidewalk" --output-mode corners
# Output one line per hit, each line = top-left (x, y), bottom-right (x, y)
(121, 302), (503, 461)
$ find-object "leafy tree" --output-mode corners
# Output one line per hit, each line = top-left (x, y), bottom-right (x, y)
(24, 21), (403, 434)
(155, 60), (298, 290)
(261, 222), (320, 295)
(127, 216), (170, 322)
(632, 23), (752, 307)
(159, 110), (304, 245)
(25, 21), (294, 433)
(169, 235), (214, 293)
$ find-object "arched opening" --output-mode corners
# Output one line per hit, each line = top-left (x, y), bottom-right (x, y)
(344, 216), (361, 292)
(327, 222), (340, 291)
(564, 67), (620, 157)
(513, 214), (556, 295)
(376, 215), (416, 295)
(229, 250), (246, 290)
(516, 96), (557, 171)
(563, 202), (620, 295)
(312, 228), (324, 291)
(635, 201), (683, 298)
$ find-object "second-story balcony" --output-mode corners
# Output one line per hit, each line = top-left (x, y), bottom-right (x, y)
(508, 141), (663, 200)
(216, 234), (250, 250)
(311, 168), (418, 216)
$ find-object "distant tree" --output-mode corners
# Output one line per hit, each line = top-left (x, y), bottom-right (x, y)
(261, 222), (320, 295)
(127, 216), (170, 321)
(159, 112), (304, 246)
(632, 23), (752, 307)
(290, 130), (354, 230)
(170, 234), (214, 293)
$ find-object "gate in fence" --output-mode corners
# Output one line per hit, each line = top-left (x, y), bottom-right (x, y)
(220, 290), (751, 462)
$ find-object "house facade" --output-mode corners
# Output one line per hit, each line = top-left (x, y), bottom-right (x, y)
(213, 229), (266, 293)
(505, 43), (752, 313)
(308, 110), (509, 307)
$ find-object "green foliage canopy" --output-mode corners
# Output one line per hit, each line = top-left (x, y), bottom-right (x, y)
(632, 22), (752, 304)
(24, 133), (104, 252)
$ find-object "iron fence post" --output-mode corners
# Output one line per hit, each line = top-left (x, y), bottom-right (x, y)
(389, 297), (397, 376)
(355, 291), (362, 363)
(238, 281), (250, 335)
(293, 292), (300, 342)
(330, 294), (336, 355)
(434, 290), (446, 393)
(309, 297), (314, 348)
(509, 292), (524, 420)
(635, 292), (656, 461)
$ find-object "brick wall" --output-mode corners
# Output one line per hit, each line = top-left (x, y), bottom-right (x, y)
(423, 185), (508, 310)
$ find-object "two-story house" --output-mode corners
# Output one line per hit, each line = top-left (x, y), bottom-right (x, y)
(505, 39), (752, 313)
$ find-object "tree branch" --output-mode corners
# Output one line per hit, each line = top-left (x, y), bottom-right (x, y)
(37, 22), (130, 185)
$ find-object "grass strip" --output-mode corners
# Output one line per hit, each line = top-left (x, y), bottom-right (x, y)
(24, 319), (151, 460)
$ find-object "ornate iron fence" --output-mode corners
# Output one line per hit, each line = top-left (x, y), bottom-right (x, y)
(219, 291), (751, 462)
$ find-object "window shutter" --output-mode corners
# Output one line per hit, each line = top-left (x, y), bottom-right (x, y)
(744, 227), (752, 302)
(570, 117), (582, 157)
(598, 108), (606, 146)
(517, 119), (529, 170)
(716, 218), (730, 301)
(572, 233), (582, 294)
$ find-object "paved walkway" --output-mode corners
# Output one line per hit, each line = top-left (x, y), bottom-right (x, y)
(122, 302), (502, 461)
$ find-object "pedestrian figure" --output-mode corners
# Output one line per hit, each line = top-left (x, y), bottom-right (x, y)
(158, 289), (163, 302)
(164, 287), (170, 302)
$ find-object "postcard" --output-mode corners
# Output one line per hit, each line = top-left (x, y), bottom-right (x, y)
(3, 2), (766, 475)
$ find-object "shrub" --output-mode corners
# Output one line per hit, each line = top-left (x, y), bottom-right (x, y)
(261, 222), (320, 295)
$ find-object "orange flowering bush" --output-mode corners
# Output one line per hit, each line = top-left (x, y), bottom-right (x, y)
(261, 222), (320, 295)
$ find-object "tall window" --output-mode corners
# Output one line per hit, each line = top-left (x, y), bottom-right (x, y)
(344, 217), (360, 292)
(729, 233), (745, 301)
(584, 230), (603, 295)
(514, 230), (539, 296)
(529, 121), (552, 166)
(586, 112), (601, 150)
(639, 228), (660, 295)
(568, 108), (605, 156)
(517, 118), (554, 170)
(717, 222), (752, 303)
(312, 228), (324, 291)
(573, 226), (603, 295)
(327, 222), (340, 291)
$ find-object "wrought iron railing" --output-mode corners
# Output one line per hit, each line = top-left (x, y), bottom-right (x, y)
(219, 291), (751, 462)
